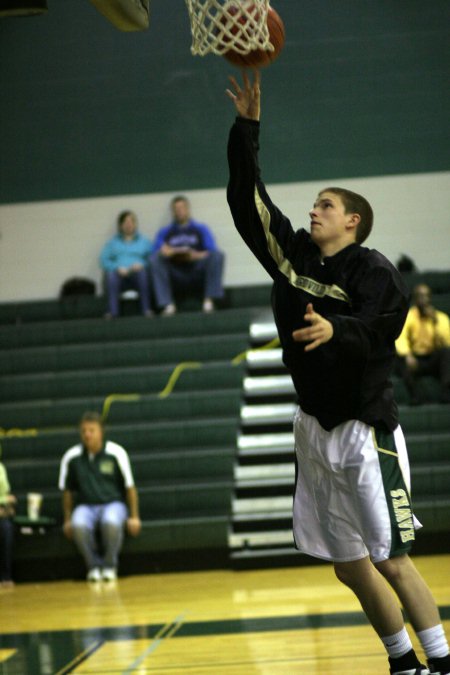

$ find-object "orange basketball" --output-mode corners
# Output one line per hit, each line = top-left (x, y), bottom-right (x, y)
(221, 4), (285, 68)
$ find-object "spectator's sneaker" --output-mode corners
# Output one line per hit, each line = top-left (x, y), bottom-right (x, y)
(161, 304), (176, 316)
(202, 298), (215, 313)
(102, 568), (117, 582)
(87, 568), (101, 582)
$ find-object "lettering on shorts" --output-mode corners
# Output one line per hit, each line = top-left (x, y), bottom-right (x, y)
(390, 488), (415, 543)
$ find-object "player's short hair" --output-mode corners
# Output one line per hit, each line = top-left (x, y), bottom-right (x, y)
(79, 411), (104, 428)
(320, 187), (373, 244)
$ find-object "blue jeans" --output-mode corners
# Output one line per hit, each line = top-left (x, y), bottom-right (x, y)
(150, 250), (224, 308)
(105, 268), (151, 316)
(71, 502), (128, 571)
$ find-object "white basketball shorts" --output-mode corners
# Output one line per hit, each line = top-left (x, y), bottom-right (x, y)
(292, 407), (422, 563)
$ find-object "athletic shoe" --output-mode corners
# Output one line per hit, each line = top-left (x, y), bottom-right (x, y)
(87, 567), (101, 582)
(161, 304), (176, 316)
(102, 567), (117, 581)
(428, 653), (450, 674)
(390, 668), (430, 675)
(202, 298), (215, 313)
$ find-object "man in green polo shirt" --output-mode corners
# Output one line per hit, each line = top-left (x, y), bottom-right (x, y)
(59, 411), (141, 581)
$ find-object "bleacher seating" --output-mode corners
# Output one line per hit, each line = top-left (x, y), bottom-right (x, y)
(0, 287), (271, 581)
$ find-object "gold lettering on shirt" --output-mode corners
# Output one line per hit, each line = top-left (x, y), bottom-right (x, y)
(254, 186), (350, 304)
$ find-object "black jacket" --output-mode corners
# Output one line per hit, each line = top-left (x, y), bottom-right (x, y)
(227, 117), (409, 431)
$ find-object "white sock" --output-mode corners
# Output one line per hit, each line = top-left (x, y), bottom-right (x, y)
(417, 624), (449, 659)
(381, 627), (413, 658)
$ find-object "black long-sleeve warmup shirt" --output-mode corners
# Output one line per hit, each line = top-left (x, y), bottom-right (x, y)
(227, 117), (409, 432)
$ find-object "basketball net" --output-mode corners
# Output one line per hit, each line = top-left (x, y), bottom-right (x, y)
(185, 0), (273, 57)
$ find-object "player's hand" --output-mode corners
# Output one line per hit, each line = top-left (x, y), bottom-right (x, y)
(292, 303), (334, 352)
(226, 70), (261, 121)
(126, 517), (142, 537)
(118, 267), (129, 277)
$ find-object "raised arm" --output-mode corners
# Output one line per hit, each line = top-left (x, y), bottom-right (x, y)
(226, 71), (307, 280)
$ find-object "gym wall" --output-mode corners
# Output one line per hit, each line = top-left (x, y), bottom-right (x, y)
(0, 0), (449, 301)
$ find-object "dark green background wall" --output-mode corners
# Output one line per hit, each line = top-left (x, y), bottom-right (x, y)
(0, 0), (449, 204)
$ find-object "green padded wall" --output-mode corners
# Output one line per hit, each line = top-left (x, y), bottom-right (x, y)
(1, 1), (449, 203)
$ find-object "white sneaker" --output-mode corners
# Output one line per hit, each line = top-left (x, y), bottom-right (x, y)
(102, 567), (117, 581)
(202, 298), (215, 313)
(162, 303), (176, 316)
(87, 567), (101, 582)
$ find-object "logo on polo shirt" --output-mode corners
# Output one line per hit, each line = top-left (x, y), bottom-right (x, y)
(99, 460), (115, 475)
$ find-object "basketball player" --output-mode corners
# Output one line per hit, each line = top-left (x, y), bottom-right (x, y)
(226, 70), (450, 675)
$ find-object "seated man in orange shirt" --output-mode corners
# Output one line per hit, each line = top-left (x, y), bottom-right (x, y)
(396, 284), (450, 404)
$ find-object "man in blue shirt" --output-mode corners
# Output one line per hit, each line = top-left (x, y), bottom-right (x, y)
(100, 210), (153, 318)
(150, 196), (224, 315)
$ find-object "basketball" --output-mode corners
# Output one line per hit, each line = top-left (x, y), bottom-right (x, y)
(221, 4), (285, 68)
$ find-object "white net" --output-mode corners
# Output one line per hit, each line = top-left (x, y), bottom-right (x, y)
(185, 0), (273, 57)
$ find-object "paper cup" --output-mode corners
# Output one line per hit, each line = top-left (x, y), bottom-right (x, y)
(27, 493), (43, 521)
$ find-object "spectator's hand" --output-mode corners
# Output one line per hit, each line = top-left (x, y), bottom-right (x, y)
(160, 243), (182, 258)
(130, 263), (144, 272)
(226, 70), (261, 121)
(170, 247), (193, 263)
(292, 303), (334, 352)
(6, 494), (17, 505)
(405, 354), (419, 371)
(126, 517), (141, 537)
(188, 250), (209, 261)
(63, 520), (73, 540)
(118, 267), (129, 277)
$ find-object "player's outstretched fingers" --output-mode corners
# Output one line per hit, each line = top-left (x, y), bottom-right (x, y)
(227, 75), (241, 93)
(227, 71), (261, 120)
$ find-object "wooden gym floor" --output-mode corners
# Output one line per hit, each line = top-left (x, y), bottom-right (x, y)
(1, 554), (449, 674)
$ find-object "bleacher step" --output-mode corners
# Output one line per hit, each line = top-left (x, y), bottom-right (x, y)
(229, 530), (294, 548)
(235, 464), (294, 480)
(233, 496), (292, 514)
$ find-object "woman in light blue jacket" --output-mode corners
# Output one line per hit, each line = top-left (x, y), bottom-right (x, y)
(100, 211), (153, 318)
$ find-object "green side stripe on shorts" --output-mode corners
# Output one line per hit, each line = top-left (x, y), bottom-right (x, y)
(373, 427), (415, 557)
